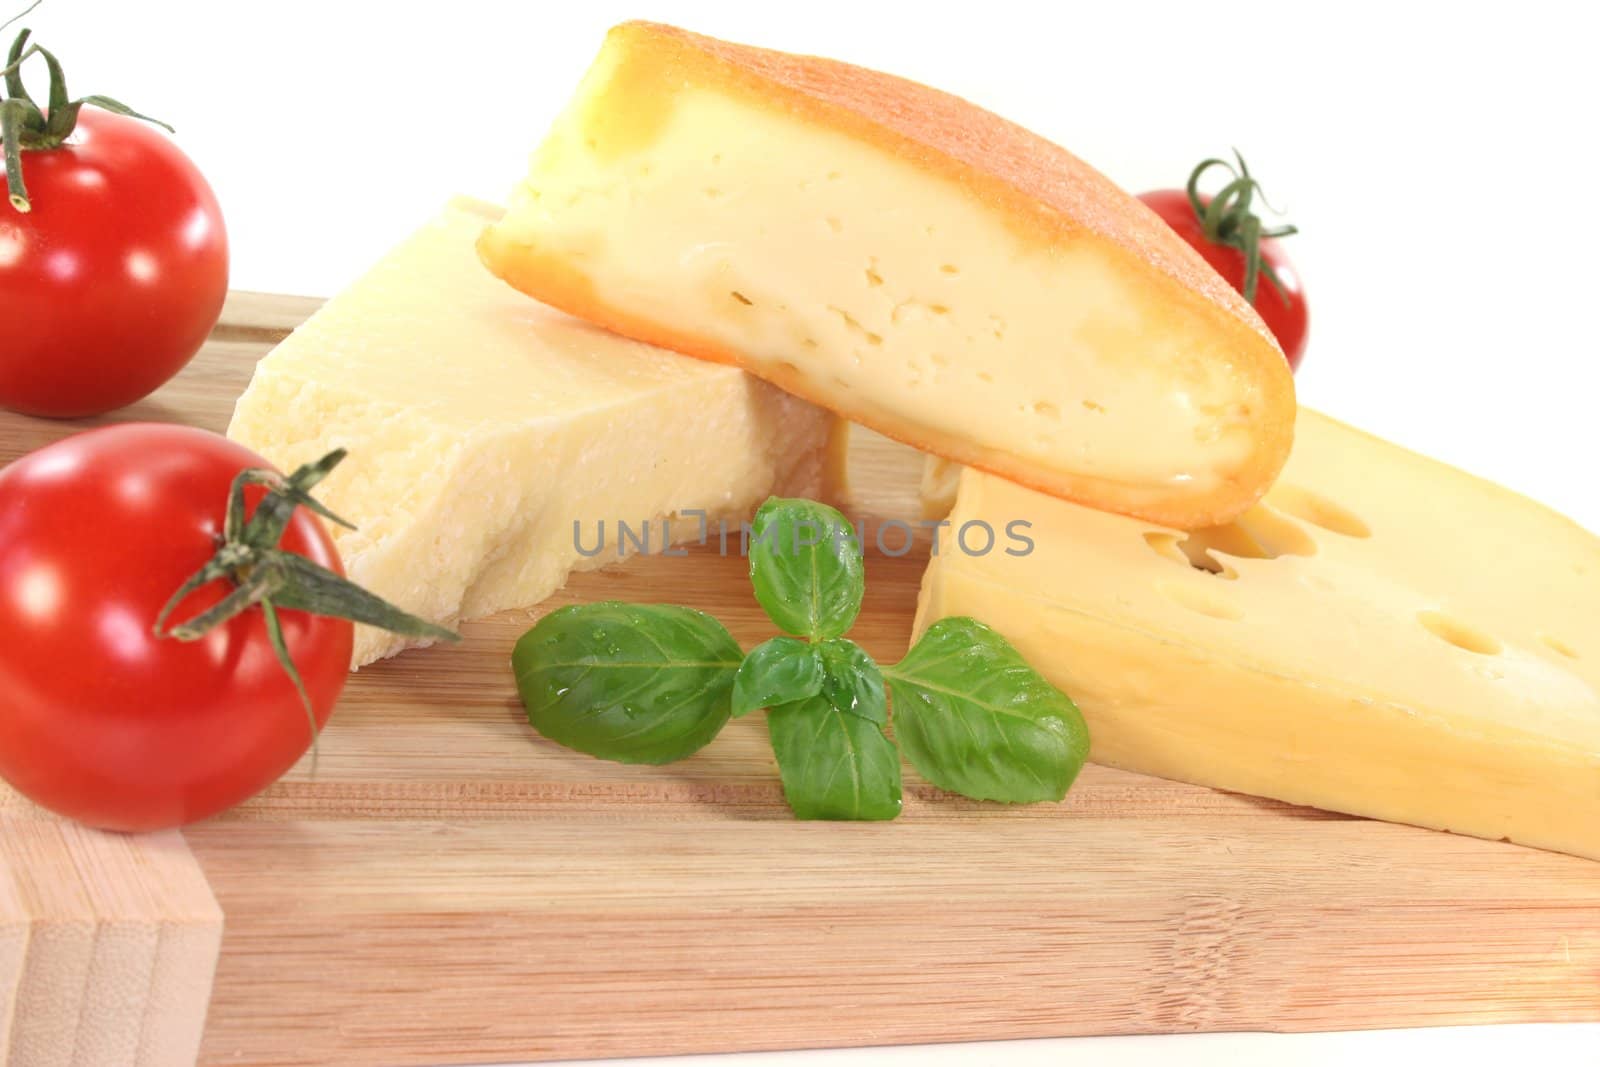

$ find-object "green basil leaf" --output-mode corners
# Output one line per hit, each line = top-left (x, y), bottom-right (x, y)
(817, 638), (886, 726)
(732, 636), (823, 717)
(767, 695), (901, 821)
(885, 617), (1089, 803)
(748, 497), (864, 640)
(512, 602), (742, 765)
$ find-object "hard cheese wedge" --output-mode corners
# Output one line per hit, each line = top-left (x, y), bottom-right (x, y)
(915, 410), (1600, 860)
(229, 198), (838, 667)
(478, 21), (1295, 529)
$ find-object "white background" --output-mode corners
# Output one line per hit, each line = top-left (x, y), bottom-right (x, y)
(19, 1), (1600, 1064)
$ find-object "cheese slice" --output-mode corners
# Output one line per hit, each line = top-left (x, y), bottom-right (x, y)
(228, 198), (839, 667)
(914, 410), (1600, 860)
(478, 21), (1295, 530)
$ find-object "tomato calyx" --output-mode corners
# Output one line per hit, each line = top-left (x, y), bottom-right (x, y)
(1185, 150), (1299, 305)
(1, 16), (173, 212)
(153, 449), (460, 753)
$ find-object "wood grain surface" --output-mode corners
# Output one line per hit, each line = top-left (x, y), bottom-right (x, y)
(1, 293), (1598, 1066)
(0, 809), (221, 1067)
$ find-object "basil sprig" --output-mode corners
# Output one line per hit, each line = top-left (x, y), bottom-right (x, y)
(511, 497), (1090, 820)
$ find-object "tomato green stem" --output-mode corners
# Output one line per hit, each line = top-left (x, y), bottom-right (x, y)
(0, 1), (44, 36)
(1, 97), (29, 210)
(154, 450), (461, 752)
(1, 21), (171, 212)
(1184, 150), (1298, 305)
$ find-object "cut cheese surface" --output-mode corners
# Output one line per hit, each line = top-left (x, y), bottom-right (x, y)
(228, 198), (837, 666)
(478, 21), (1296, 529)
(914, 409), (1600, 860)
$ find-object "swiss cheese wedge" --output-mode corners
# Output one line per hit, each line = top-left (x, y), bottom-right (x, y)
(914, 410), (1600, 859)
(478, 22), (1296, 529)
(229, 198), (838, 667)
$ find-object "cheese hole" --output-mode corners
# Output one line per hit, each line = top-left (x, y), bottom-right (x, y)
(1267, 485), (1372, 539)
(828, 305), (883, 345)
(1032, 401), (1060, 420)
(865, 267), (884, 287)
(940, 264), (960, 275)
(1418, 611), (1502, 656)
(977, 371), (994, 383)
(1540, 633), (1580, 660)
(1158, 581), (1244, 621)
(1144, 532), (1239, 580)
(1163, 506), (1316, 571)
(825, 216), (843, 234)
(1082, 400), (1106, 414)
(730, 291), (753, 306)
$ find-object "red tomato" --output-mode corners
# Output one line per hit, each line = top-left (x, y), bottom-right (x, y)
(0, 110), (228, 417)
(0, 424), (351, 831)
(1138, 188), (1309, 370)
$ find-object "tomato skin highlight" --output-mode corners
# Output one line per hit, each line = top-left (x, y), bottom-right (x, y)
(0, 425), (351, 831)
(0, 110), (229, 418)
(1137, 188), (1309, 371)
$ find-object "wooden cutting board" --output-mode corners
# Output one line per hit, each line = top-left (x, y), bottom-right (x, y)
(1, 293), (1598, 1067)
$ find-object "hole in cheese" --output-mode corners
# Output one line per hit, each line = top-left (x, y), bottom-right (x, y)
(1268, 484), (1373, 539)
(730, 291), (754, 306)
(1541, 633), (1581, 660)
(1144, 532), (1239, 580)
(1418, 610), (1503, 656)
(1157, 580), (1245, 621)
(1142, 505), (1315, 580)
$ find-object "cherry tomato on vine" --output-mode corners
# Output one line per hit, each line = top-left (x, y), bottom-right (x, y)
(0, 426), (351, 830)
(1139, 154), (1308, 370)
(1, 26), (228, 418)
(0, 424), (457, 831)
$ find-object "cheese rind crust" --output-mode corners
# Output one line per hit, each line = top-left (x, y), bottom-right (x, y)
(480, 21), (1295, 529)
(228, 198), (836, 667)
(915, 410), (1600, 860)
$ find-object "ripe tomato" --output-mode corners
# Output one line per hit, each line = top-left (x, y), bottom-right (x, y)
(0, 424), (352, 831)
(1138, 187), (1309, 371)
(0, 109), (228, 417)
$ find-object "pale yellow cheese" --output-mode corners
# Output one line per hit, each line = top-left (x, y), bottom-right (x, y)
(229, 198), (837, 666)
(478, 22), (1295, 530)
(915, 410), (1600, 860)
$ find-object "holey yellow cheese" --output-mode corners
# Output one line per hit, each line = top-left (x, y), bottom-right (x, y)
(915, 410), (1600, 860)
(478, 22), (1295, 529)
(229, 198), (837, 667)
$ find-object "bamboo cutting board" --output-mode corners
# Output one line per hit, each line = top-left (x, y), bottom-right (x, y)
(1, 293), (1598, 1067)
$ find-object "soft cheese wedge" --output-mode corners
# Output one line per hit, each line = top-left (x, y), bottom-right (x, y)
(915, 410), (1600, 860)
(478, 21), (1296, 529)
(229, 198), (838, 667)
